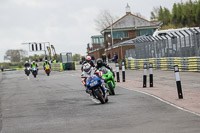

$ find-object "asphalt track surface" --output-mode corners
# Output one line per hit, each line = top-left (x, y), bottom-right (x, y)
(0, 71), (200, 133)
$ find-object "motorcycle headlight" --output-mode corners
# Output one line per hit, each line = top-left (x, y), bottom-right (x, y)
(90, 81), (98, 86)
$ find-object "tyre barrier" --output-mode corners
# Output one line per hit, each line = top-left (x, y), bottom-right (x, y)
(127, 57), (200, 72)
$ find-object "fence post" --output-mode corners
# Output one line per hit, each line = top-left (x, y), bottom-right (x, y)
(116, 63), (120, 82)
(174, 65), (183, 99)
(143, 63), (147, 88)
(122, 61), (125, 82)
(149, 63), (153, 87)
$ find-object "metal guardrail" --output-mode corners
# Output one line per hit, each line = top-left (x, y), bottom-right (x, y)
(126, 57), (200, 72)
(132, 27), (200, 59)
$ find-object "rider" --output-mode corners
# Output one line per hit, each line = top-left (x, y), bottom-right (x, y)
(24, 61), (30, 68)
(31, 61), (38, 72)
(82, 63), (107, 95)
(81, 56), (95, 71)
(96, 58), (115, 86)
(43, 60), (51, 70)
(96, 58), (115, 76)
(1, 65), (3, 72)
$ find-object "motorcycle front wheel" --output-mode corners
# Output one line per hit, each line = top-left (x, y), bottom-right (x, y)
(108, 82), (115, 95)
(94, 88), (105, 104)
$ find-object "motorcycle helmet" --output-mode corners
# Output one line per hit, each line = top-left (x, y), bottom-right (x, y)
(25, 61), (28, 63)
(32, 61), (35, 64)
(86, 56), (91, 62)
(83, 63), (91, 73)
(97, 59), (103, 68)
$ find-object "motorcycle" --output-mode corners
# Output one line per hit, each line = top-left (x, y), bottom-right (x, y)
(24, 67), (31, 76)
(45, 65), (51, 76)
(102, 69), (116, 95)
(32, 67), (38, 78)
(83, 74), (108, 104)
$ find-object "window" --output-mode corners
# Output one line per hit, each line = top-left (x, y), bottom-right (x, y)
(113, 31), (129, 39)
(93, 38), (99, 44)
(136, 29), (154, 37)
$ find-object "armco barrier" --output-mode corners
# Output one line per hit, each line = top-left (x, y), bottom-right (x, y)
(37, 62), (76, 71)
(127, 57), (200, 72)
(51, 63), (63, 71)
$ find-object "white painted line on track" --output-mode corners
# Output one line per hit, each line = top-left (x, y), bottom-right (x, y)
(120, 86), (200, 117)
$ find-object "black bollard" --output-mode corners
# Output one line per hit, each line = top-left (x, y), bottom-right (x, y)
(149, 63), (153, 87)
(143, 64), (147, 88)
(116, 63), (120, 82)
(174, 65), (183, 99)
(122, 61), (125, 82)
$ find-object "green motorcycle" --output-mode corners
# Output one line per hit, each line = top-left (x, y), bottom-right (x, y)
(101, 68), (116, 95)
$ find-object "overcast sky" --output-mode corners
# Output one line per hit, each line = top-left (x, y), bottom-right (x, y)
(0, 0), (190, 62)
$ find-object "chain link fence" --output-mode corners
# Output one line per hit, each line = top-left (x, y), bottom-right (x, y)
(132, 27), (200, 59)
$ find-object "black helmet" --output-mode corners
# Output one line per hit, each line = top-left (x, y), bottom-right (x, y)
(97, 59), (103, 68)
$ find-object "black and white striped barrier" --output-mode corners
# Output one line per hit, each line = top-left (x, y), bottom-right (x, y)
(122, 61), (125, 82)
(174, 65), (183, 99)
(143, 64), (147, 88)
(116, 63), (120, 82)
(149, 63), (153, 87)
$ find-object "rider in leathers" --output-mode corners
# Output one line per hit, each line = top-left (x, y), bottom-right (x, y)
(81, 56), (95, 72)
(24, 61), (30, 68)
(95, 58), (116, 86)
(81, 63), (107, 94)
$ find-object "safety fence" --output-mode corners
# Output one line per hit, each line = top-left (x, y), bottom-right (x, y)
(126, 57), (200, 72)
(133, 27), (200, 59)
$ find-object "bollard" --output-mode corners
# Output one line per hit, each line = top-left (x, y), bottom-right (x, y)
(122, 61), (125, 82)
(116, 63), (120, 82)
(143, 64), (147, 88)
(149, 63), (153, 87)
(174, 65), (183, 99)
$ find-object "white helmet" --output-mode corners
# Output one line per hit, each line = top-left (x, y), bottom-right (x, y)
(25, 61), (28, 63)
(83, 63), (91, 73)
(32, 61), (35, 63)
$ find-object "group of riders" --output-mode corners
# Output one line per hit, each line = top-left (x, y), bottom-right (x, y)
(81, 56), (116, 104)
(24, 60), (51, 77)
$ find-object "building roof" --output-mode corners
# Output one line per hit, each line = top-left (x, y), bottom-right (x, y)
(91, 35), (104, 38)
(103, 13), (162, 32)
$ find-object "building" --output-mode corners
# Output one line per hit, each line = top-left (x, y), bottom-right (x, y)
(87, 35), (104, 60)
(87, 4), (162, 61)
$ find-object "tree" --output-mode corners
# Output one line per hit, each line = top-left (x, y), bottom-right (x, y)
(94, 10), (118, 32)
(172, 3), (178, 25)
(195, 0), (200, 25)
(134, 12), (146, 19)
(158, 6), (164, 21)
(4, 49), (27, 62)
(150, 7), (159, 20)
(72, 54), (81, 62)
(163, 7), (171, 25)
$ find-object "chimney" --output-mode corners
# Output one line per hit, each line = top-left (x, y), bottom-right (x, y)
(126, 3), (131, 14)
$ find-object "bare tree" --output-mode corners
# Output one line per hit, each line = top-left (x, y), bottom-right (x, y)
(4, 49), (28, 62)
(134, 12), (146, 19)
(150, 7), (159, 21)
(94, 10), (118, 32)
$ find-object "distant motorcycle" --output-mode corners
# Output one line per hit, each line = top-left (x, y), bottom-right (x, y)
(84, 75), (108, 104)
(45, 65), (51, 76)
(32, 67), (38, 78)
(24, 67), (31, 76)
